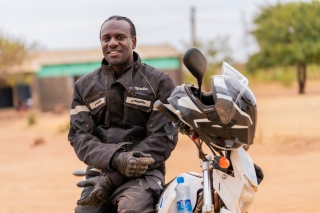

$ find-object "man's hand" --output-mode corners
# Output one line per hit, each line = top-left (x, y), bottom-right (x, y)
(76, 173), (115, 206)
(112, 151), (155, 178)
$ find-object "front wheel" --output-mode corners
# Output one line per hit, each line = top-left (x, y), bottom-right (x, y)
(193, 190), (223, 213)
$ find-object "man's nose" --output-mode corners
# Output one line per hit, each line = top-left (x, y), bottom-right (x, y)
(108, 37), (119, 47)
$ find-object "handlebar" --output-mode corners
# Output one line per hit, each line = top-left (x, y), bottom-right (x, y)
(154, 100), (181, 124)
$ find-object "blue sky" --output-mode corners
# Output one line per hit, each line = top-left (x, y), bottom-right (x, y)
(1, 0), (298, 62)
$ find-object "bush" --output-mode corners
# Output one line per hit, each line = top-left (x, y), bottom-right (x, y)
(27, 112), (36, 126)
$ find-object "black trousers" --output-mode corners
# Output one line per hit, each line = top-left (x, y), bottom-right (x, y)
(75, 173), (163, 213)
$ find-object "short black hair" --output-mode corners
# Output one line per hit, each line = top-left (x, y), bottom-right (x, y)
(99, 15), (136, 39)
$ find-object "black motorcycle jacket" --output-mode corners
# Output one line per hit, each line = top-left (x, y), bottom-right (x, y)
(68, 52), (178, 180)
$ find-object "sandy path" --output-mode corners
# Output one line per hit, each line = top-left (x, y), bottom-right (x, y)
(1, 83), (320, 212)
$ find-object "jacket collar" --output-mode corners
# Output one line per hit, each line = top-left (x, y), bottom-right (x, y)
(101, 51), (142, 96)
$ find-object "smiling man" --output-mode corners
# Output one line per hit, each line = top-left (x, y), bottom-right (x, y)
(68, 15), (178, 213)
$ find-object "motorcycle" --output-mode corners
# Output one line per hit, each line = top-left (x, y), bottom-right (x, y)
(154, 48), (262, 213)
(73, 48), (263, 213)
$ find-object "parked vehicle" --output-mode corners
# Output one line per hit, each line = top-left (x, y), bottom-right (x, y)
(155, 48), (263, 213)
(73, 48), (263, 213)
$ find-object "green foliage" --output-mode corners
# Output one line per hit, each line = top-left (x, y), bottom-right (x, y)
(182, 36), (233, 68)
(198, 36), (233, 66)
(183, 72), (197, 85)
(247, 67), (295, 86)
(27, 112), (36, 126)
(182, 37), (234, 91)
(202, 65), (221, 91)
(183, 61), (225, 92)
(308, 64), (320, 79)
(57, 121), (70, 133)
(242, 64), (320, 86)
(0, 31), (28, 73)
(247, 1), (320, 70)
(182, 62), (320, 89)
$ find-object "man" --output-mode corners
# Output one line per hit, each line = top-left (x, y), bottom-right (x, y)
(68, 15), (178, 213)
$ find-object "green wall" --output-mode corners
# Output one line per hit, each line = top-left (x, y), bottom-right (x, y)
(37, 57), (180, 78)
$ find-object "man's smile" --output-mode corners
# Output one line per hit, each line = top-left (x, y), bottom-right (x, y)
(108, 50), (121, 56)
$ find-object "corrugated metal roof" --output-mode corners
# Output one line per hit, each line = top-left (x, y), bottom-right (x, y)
(6, 43), (181, 74)
(33, 43), (181, 65)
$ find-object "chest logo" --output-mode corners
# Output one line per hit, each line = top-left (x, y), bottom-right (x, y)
(90, 97), (105, 109)
(126, 97), (151, 107)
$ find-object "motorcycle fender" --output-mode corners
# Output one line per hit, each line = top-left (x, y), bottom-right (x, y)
(157, 172), (202, 213)
(232, 148), (259, 189)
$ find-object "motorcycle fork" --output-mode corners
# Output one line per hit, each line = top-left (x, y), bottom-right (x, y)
(194, 190), (221, 213)
(201, 159), (214, 213)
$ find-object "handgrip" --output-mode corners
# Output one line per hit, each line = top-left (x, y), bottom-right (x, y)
(154, 100), (181, 124)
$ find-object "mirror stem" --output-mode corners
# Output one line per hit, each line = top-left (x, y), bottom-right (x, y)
(198, 82), (202, 100)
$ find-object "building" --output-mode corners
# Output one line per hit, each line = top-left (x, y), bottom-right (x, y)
(0, 44), (183, 111)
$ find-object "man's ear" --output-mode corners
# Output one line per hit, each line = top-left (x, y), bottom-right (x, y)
(132, 36), (137, 49)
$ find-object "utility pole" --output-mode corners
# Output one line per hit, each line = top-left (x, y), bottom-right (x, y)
(240, 10), (250, 61)
(191, 6), (196, 47)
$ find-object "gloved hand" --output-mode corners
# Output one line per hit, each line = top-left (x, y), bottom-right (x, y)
(76, 172), (115, 206)
(112, 151), (155, 178)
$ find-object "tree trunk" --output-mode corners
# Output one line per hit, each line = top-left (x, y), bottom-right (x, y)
(297, 63), (307, 94)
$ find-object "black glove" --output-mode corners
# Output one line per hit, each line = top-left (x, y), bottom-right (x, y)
(76, 172), (115, 206)
(112, 151), (155, 178)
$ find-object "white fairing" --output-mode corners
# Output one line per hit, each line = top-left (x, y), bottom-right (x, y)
(157, 172), (203, 213)
(220, 207), (234, 213)
(212, 148), (258, 213)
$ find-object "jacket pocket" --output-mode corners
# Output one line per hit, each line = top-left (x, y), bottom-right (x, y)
(123, 93), (155, 126)
(124, 93), (155, 113)
(84, 92), (107, 115)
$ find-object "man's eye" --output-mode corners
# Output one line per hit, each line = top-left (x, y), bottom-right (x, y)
(117, 35), (125, 40)
(103, 37), (110, 42)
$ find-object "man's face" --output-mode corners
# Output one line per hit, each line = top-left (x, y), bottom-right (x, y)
(100, 20), (136, 72)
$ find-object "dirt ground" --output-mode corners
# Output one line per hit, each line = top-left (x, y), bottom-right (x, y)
(1, 81), (320, 213)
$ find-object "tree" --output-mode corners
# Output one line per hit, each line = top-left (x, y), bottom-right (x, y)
(247, 1), (320, 94)
(0, 31), (28, 74)
(182, 36), (233, 91)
